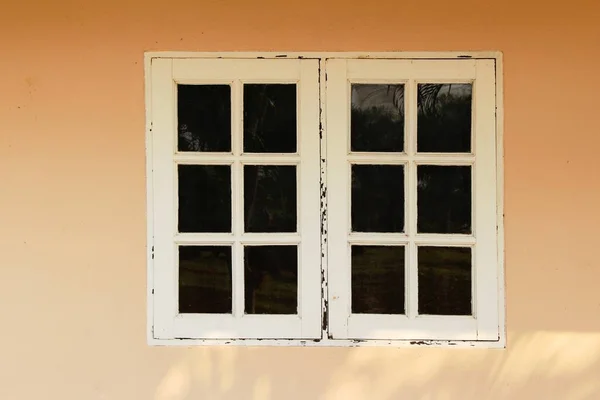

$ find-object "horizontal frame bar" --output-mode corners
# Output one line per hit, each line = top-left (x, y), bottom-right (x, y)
(175, 153), (301, 164)
(175, 233), (301, 244)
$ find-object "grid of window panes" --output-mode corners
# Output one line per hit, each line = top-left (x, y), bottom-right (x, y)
(349, 82), (474, 317)
(176, 83), (300, 316)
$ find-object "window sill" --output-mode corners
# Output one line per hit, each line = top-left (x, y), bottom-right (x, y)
(148, 337), (506, 348)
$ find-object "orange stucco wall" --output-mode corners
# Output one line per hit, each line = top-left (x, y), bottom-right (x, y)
(1, 0), (600, 398)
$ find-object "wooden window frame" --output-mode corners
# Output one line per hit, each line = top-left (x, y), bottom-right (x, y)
(145, 52), (505, 347)
(149, 58), (321, 340)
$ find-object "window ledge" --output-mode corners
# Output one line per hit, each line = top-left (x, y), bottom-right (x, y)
(148, 337), (506, 348)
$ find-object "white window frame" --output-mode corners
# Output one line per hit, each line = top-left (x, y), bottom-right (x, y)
(327, 59), (498, 341)
(149, 58), (321, 340)
(146, 52), (505, 347)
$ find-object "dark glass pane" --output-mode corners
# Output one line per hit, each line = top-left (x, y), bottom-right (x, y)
(351, 84), (404, 152)
(352, 246), (405, 314)
(418, 247), (471, 315)
(417, 166), (471, 234)
(178, 165), (231, 233)
(179, 246), (232, 313)
(352, 165), (404, 232)
(244, 166), (296, 232)
(177, 85), (231, 152)
(244, 84), (297, 153)
(417, 83), (472, 153)
(244, 246), (297, 314)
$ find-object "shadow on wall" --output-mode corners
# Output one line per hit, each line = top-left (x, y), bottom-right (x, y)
(153, 330), (600, 400)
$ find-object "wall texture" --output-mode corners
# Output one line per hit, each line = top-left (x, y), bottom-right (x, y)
(1, 0), (600, 398)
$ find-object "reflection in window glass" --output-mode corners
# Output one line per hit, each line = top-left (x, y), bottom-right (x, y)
(244, 246), (298, 314)
(352, 246), (405, 314)
(351, 84), (404, 152)
(179, 246), (232, 314)
(418, 247), (472, 315)
(178, 165), (231, 233)
(177, 85), (231, 152)
(352, 165), (404, 233)
(417, 165), (471, 234)
(244, 166), (297, 233)
(244, 84), (297, 153)
(417, 83), (472, 153)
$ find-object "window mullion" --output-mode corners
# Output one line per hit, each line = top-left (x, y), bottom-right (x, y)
(319, 59), (329, 339)
(325, 59), (351, 339)
(298, 59), (323, 337)
(405, 79), (418, 320)
(232, 79), (244, 317)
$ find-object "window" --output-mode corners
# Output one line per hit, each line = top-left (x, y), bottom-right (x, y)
(146, 53), (504, 346)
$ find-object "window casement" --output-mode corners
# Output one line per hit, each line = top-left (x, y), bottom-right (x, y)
(146, 53), (504, 347)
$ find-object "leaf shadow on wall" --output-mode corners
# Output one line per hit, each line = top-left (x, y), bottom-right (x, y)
(153, 331), (600, 400)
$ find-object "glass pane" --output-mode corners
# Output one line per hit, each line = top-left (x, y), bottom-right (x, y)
(244, 165), (296, 233)
(352, 246), (405, 314)
(178, 165), (231, 233)
(417, 83), (472, 153)
(418, 247), (471, 315)
(352, 165), (404, 232)
(177, 85), (231, 152)
(179, 246), (232, 313)
(417, 165), (471, 234)
(351, 84), (404, 152)
(244, 246), (297, 314)
(244, 84), (297, 153)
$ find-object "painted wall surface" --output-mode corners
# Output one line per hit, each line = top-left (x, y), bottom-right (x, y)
(1, 0), (600, 398)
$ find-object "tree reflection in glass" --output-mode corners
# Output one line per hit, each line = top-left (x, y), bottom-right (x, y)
(351, 84), (404, 152)
(417, 83), (472, 153)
